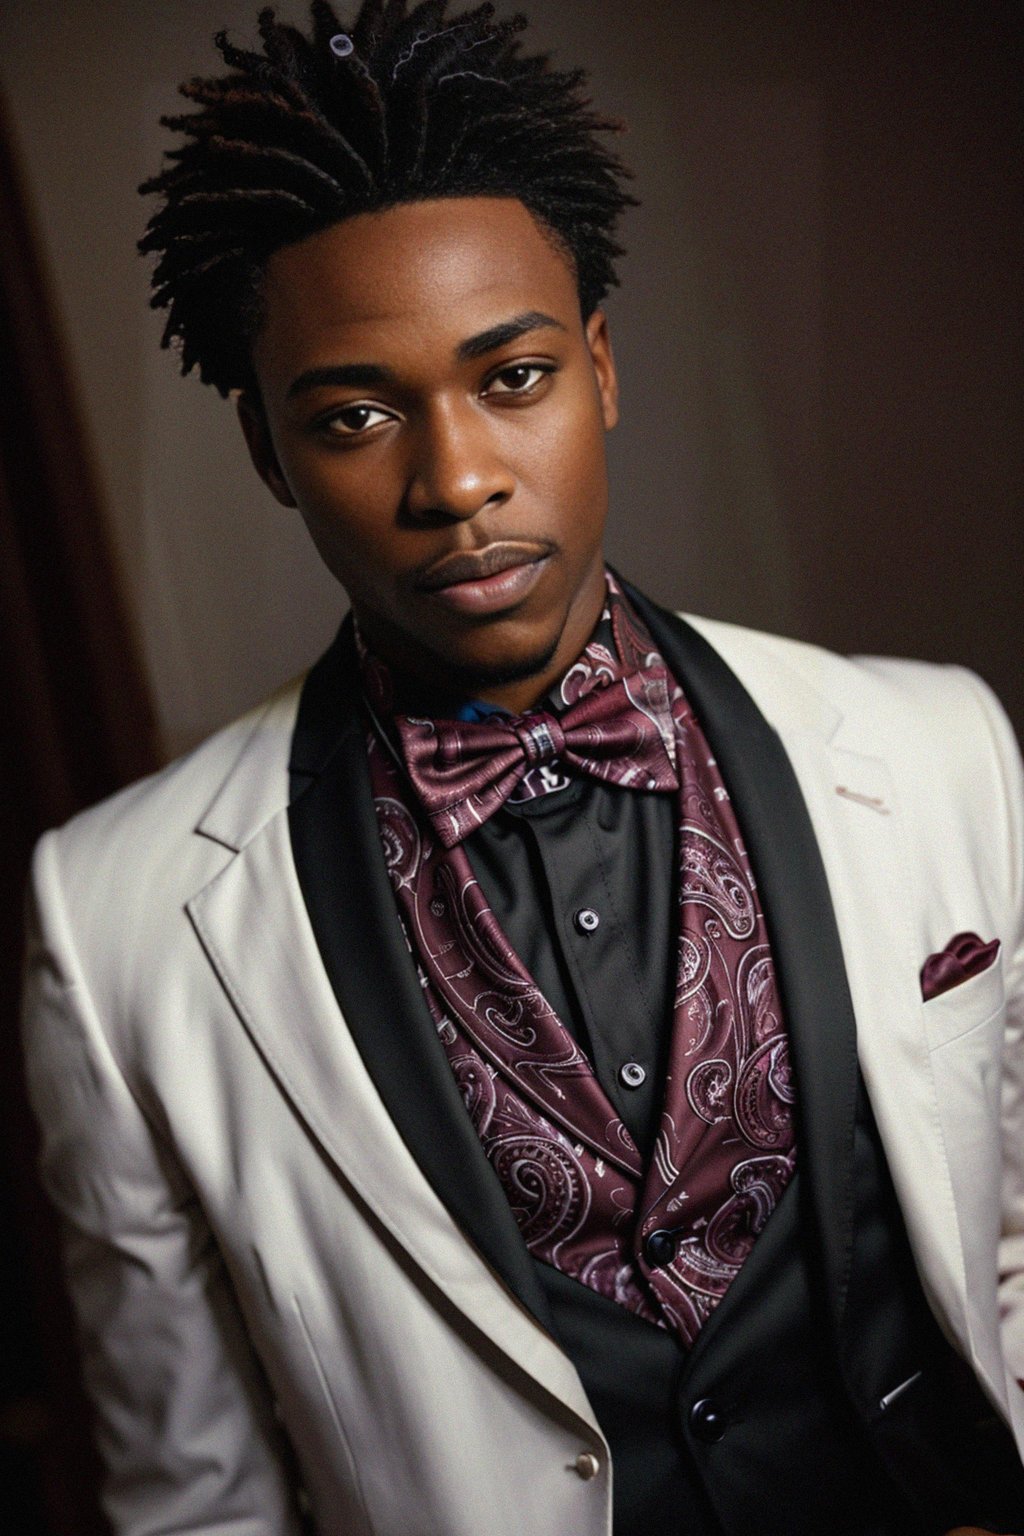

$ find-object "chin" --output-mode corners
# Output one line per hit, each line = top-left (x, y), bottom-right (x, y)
(434, 633), (562, 701)
(356, 579), (586, 706)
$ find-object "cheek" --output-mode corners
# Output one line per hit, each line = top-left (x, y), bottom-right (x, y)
(293, 498), (390, 603)
(289, 461), (399, 576)
(553, 422), (609, 537)
(513, 396), (608, 507)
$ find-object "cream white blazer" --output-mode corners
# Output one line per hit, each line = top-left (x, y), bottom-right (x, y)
(21, 615), (1024, 1536)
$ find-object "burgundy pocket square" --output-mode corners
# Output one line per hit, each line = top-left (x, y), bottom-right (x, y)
(920, 931), (1001, 1002)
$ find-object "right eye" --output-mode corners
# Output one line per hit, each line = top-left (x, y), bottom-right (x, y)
(321, 404), (394, 436)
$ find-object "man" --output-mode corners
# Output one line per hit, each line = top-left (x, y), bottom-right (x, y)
(20, 3), (1024, 1533)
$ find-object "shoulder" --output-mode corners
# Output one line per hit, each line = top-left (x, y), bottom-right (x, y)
(28, 674), (306, 967)
(682, 611), (1023, 950)
(682, 611), (1020, 769)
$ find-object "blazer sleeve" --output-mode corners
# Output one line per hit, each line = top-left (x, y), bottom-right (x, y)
(958, 670), (1024, 1387)
(21, 829), (307, 1536)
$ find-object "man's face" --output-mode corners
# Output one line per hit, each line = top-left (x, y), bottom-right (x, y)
(240, 197), (618, 710)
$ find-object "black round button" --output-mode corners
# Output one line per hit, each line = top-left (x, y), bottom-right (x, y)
(689, 1398), (728, 1444)
(619, 1061), (647, 1089)
(573, 907), (600, 934)
(644, 1229), (677, 1268)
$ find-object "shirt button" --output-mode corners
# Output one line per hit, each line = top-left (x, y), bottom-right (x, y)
(644, 1229), (677, 1268)
(574, 1451), (601, 1480)
(689, 1398), (729, 1443)
(573, 907), (600, 934)
(619, 1061), (646, 1089)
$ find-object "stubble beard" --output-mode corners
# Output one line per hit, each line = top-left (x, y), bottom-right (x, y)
(435, 631), (563, 702)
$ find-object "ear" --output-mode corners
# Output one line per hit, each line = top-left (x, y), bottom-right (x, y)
(236, 391), (298, 508)
(585, 309), (619, 431)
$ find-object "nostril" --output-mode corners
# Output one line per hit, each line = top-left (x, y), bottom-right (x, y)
(405, 486), (510, 525)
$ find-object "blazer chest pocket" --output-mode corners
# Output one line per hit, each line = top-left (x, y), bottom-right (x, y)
(922, 959), (1005, 1053)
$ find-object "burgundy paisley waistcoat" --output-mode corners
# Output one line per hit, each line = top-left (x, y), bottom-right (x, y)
(361, 577), (796, 1346)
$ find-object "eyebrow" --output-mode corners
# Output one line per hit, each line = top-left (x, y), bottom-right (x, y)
(455, 310), (566, 361)
(286, 362), (391, 399)
(285, 310), (566, 400)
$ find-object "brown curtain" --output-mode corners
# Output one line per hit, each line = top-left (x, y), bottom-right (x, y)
(0, 87), (161, 1536)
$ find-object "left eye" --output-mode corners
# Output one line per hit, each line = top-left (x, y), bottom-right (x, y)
(485, 364), (550, 396)
(323, 404), (393, 436)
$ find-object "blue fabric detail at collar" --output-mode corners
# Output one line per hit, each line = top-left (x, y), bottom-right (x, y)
(453, 699), (514, 723)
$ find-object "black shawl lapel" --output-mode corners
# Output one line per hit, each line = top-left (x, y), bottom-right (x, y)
(625, 581), (860, 1345)
(288, 583), (861, 1348)
(287, 620), (554, 1332)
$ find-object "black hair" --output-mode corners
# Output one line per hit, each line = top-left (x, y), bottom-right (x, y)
(139, 0), (634, 396)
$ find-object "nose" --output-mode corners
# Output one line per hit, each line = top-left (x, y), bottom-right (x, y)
(403, 400), (514, 523)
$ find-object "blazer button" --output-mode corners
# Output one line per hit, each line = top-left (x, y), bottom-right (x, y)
(574, 1451), (601, 1480)
(689, 1398), (728, 1443)
(644, 1229), (677, 1268)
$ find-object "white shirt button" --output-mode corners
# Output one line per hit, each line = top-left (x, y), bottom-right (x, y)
(619, 1061), (646, 1089)
(574, 1451), (601, 1480)
(573, 907), (600, 935)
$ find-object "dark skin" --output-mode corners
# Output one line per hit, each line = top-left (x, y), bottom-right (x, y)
(237, 194), (1011, 1536)
(239, 196), (618, 713)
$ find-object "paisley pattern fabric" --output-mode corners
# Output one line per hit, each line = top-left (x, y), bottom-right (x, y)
(361, 576), (796, 1347)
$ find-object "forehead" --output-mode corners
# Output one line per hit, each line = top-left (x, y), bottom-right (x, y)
(254, 197), (581, 365)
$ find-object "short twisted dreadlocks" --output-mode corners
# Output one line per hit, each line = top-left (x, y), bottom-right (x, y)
(139, 0), (634, 397)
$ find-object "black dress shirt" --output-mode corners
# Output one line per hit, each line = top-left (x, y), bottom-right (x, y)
(463, 777), (678, 1162)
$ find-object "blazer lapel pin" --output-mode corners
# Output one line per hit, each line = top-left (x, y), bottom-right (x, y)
(920, 931), (1001, 1002)
(835, 785), (890, 814)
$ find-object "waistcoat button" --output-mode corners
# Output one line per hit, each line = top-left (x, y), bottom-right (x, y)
(689, 1398), (728, 1443)
(619, 1061), (646, 1089)
(574, 1451), (601, 1480)
(573, 907), (600, 934)
(644, 1229), (677, 1267)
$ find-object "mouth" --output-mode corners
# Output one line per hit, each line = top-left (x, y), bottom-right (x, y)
(415, 541), (553, 592)
(414, 540), (554, 616)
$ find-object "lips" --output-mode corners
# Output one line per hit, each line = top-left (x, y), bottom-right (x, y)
(413, 541), (553, 617)
(415, 541), (551, 593)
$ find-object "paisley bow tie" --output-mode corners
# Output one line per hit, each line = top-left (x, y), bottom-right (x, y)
(395, 668), (679, 847)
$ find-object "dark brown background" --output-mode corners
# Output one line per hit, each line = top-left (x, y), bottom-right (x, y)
(0, 3), (1020, 1531)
